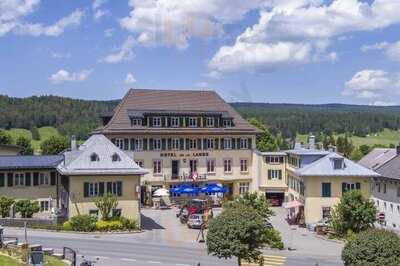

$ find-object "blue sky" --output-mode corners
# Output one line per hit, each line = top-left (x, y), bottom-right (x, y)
(1, 0), (400, 105)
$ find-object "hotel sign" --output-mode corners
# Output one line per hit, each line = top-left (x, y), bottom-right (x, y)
(160, 152), (209, 158)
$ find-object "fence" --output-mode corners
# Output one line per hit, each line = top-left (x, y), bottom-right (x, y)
(63, 247), (77, 266)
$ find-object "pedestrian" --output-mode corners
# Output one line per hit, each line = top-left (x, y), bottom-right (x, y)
(197, 210), (209, 243)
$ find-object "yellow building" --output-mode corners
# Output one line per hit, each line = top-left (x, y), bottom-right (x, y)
(95, 89), (260, 202)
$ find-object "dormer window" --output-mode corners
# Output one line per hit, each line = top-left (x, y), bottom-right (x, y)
(152, 117), (162, 127)
(131, 118), (142, 127)
(206, 117), (214, 127)
(90, 153), (100, 162)
(188, 117), (197, 128)
(333, 158), (344, 169)
(223, 119), (233, 127)
(171, 117), (179, 127)
(112, 153), (121, 162)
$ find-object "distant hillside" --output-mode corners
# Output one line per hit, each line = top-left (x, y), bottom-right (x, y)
(0, 95), (118, 140)
(1, 94), (400, 140)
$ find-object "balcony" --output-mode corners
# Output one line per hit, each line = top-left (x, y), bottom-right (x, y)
(164, 172), (207, 182)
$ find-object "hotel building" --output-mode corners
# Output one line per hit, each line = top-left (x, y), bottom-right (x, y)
(96, 89), (260, 202)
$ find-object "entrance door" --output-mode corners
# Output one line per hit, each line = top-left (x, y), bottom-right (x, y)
(265, 192), (285, 206)
(171, 160), (179, 179)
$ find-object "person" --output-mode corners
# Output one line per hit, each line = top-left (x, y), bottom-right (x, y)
(197, 209), (210, 243)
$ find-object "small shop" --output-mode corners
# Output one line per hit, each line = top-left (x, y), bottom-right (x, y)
(265, 191), (285, 206)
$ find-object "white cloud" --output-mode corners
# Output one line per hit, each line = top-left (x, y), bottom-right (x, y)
(94, 9), (109, 21)
(49, 69), (92, 84)
(361, 41), (400, 62)
(0, 1), (83, 37)
(124, 73), (137, 84)
(119, 0), (264, 49)
(92, 0), (109, 21)
(92, 0), (107, 10)
(51, 52), (71, 59)
(104, 28), (114, 37)
(342, 69), (400, 99)
(100, 36), (135, 64)
(209, 0), (400, 73)
(195, 81), (209, 88)
(203, 70), (222, 79)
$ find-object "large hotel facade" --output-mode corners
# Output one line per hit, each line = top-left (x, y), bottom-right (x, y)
(97, 89), (260, 202)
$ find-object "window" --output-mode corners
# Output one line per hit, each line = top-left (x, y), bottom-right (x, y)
(14, 173), (24, 186)
(383, 183), (387, 194)
(288, 156), (300, 168)
(131, 118), (142, 126)
(223, 138), (232, 149)
(240, 159), (248, 172)
(39, 173), (49, 186)
(112, 153), (121, 162)
(153, 160), (162, 174)
(132, 139), (142, 151)
(397, 205), (400, 214)
(153, 139), (162, 150)
(342, 182), (361, 194)
(40, 201), (50, 212)
(239, 182), (249, 195)
(322, 207), (331, 219)
(112, 209), (122, 218)
(207, 159), (216, 173)
(135, 160), (144, 168)
(206, 117), (214, 127)
(268, 170), (282, 180)
(206, 138), (214, 149)
(190, 160), (198, 173)
(88, 183), (99, 197)
(90, 153), (100, 162)
(333, 158), (344, 169)
(89, 210), (99, 217)
(189, 139), (197, 150)
(240, 138), (249, 149)
(171, 117), (180, 127)
(224, 159), (232, 173)
(223, 119), (232, 127)
(152, 117), (162, 127)
(391, 204), (394, 212)
(172, 138), (180, 150)
(107, 181), (123, 196)
(115, 139), (124, 150)
(188, 117), (197, 127)
(265, 156), (284, 164)
(397, 186), (400, 197)
(322, 183), (331, 197)
(377, 182), (381, 193)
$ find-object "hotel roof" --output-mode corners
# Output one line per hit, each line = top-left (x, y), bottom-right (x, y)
(0, 155), (63, 170)
(358, 148), (397, 170)
(97, 89), (260, 134)
(373, 155), (400, 180)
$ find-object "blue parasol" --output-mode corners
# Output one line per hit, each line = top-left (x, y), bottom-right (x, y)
(200, 184), (228, 194)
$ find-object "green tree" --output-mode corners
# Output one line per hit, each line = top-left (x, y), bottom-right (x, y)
(0, 130), (13, 145)
(225, 192), (274, 220)
(95, 194), (118, 221)
(359, 144), (371, 155)
(207, 205), (271, 266)
(342, 229), (400, 266)
(15, 200), (40, 218)
(350, 148), (363, 162)
(331, 190), (377, 236)
(248, 118), (279, 151)
(40, 135), (69, 155)
(0, 196), (15, 218)
(31, 127), (40, 141)
(16, 136), (34, 155)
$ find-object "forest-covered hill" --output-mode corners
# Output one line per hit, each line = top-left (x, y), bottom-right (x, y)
(1, 94), (400, 140)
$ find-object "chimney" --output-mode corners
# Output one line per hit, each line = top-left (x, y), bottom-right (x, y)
(308, 134), (315, 150)
(328, 145), (337, 152)
(71, 135), (77, 151)
(397, 143), (400, 155)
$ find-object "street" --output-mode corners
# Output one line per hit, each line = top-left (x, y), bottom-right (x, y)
(3, 207), (344, 266)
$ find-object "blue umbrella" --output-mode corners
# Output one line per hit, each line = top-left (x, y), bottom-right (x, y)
(180, 186), (200, 194)
(201, 184), (228, 194)
(170, 187), (182, 193)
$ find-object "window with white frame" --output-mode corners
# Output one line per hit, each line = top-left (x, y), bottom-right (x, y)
(152, 117), (162, 127)
(224, 138), (232, 149)
(131, 118), (142, 126)
(112, 153), (121, 162)
(384, 183), (387, 193)
(206, 138), (214, 149)
(189, 139), (197, 150)
(268, 170), (282, 180)
(39, 173), (49, 186)
(115, 139), (124, 150)
(153, 160), (162, 174)
(153, 139), (162, 150)
(265, 156), (284, 164)
(188, 117), (197, 127)
(206, 117), (214, 127)
(88, 183), (99, 197)
(14, 173), (24, 186)
(223, 120), (232, 127)
(171, 117), (180, 127)
(40, 200), (50, 212)
(172, 138), (180, 150)
(135, 160), (144, 168)
(397, 186), (400, 197)
(224, 159), (232, 173)
(240, 138), (249, 149)
(322, 207), (331, 219)
(135, 139), (143, 151)
(240, 159), (248, 172)
(207, 159), (216, 173)
(239, 182), (249, 195)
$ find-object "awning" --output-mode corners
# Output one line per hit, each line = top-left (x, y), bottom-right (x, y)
(283, 201), (303, 209)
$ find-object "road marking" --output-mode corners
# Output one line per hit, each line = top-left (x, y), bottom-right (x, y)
(96, 256), (110, 259)
(176, 264), (190, 266)
(147, 261), (162, 264)
(121, 258), (137, 262)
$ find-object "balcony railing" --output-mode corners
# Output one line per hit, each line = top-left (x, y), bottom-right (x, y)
(164, 172), (207, 182)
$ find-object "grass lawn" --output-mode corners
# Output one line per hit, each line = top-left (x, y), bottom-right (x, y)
(297, 128), (400, 148)
(0, 254), (23, 266)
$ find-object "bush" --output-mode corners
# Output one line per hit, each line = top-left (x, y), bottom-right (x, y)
(342, 229), (400, 266)
(119, 217), (139, 231)
(95, 194), (118, 221)
(62, 221), (73, 231)
(95, 220), (123, 231)
(69, 215), (97, 232)
(15, 200), (39, 218)
(0, 196), (14, 218)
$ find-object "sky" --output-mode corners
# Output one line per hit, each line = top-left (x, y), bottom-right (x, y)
(1, 0), (400, 105)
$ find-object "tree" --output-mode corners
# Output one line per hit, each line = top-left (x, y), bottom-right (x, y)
(95, 194), (118, 221)
(331, 190), (377, 236)
(359, 144), (371, 156)
(342, 229), (400, 266)
(16, 136), (34, 155)
(0, 196), (14, 218)
(15, 200), (40, 218)
(0, 130), (12, 145)
(40, 136), (69, 155)
(225, 192), (274, 220)
(207, 205), (270, 266)
(349, 148), (363, 162)
(31, 127), (40, 141)
(248, 118), (279, 152)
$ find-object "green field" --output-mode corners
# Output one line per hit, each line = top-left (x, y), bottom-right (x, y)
(297, 128), (400, 148)
(2, 126), (61, 154)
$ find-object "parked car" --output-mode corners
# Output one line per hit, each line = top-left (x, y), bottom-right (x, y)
(187, 214), (204, 229)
